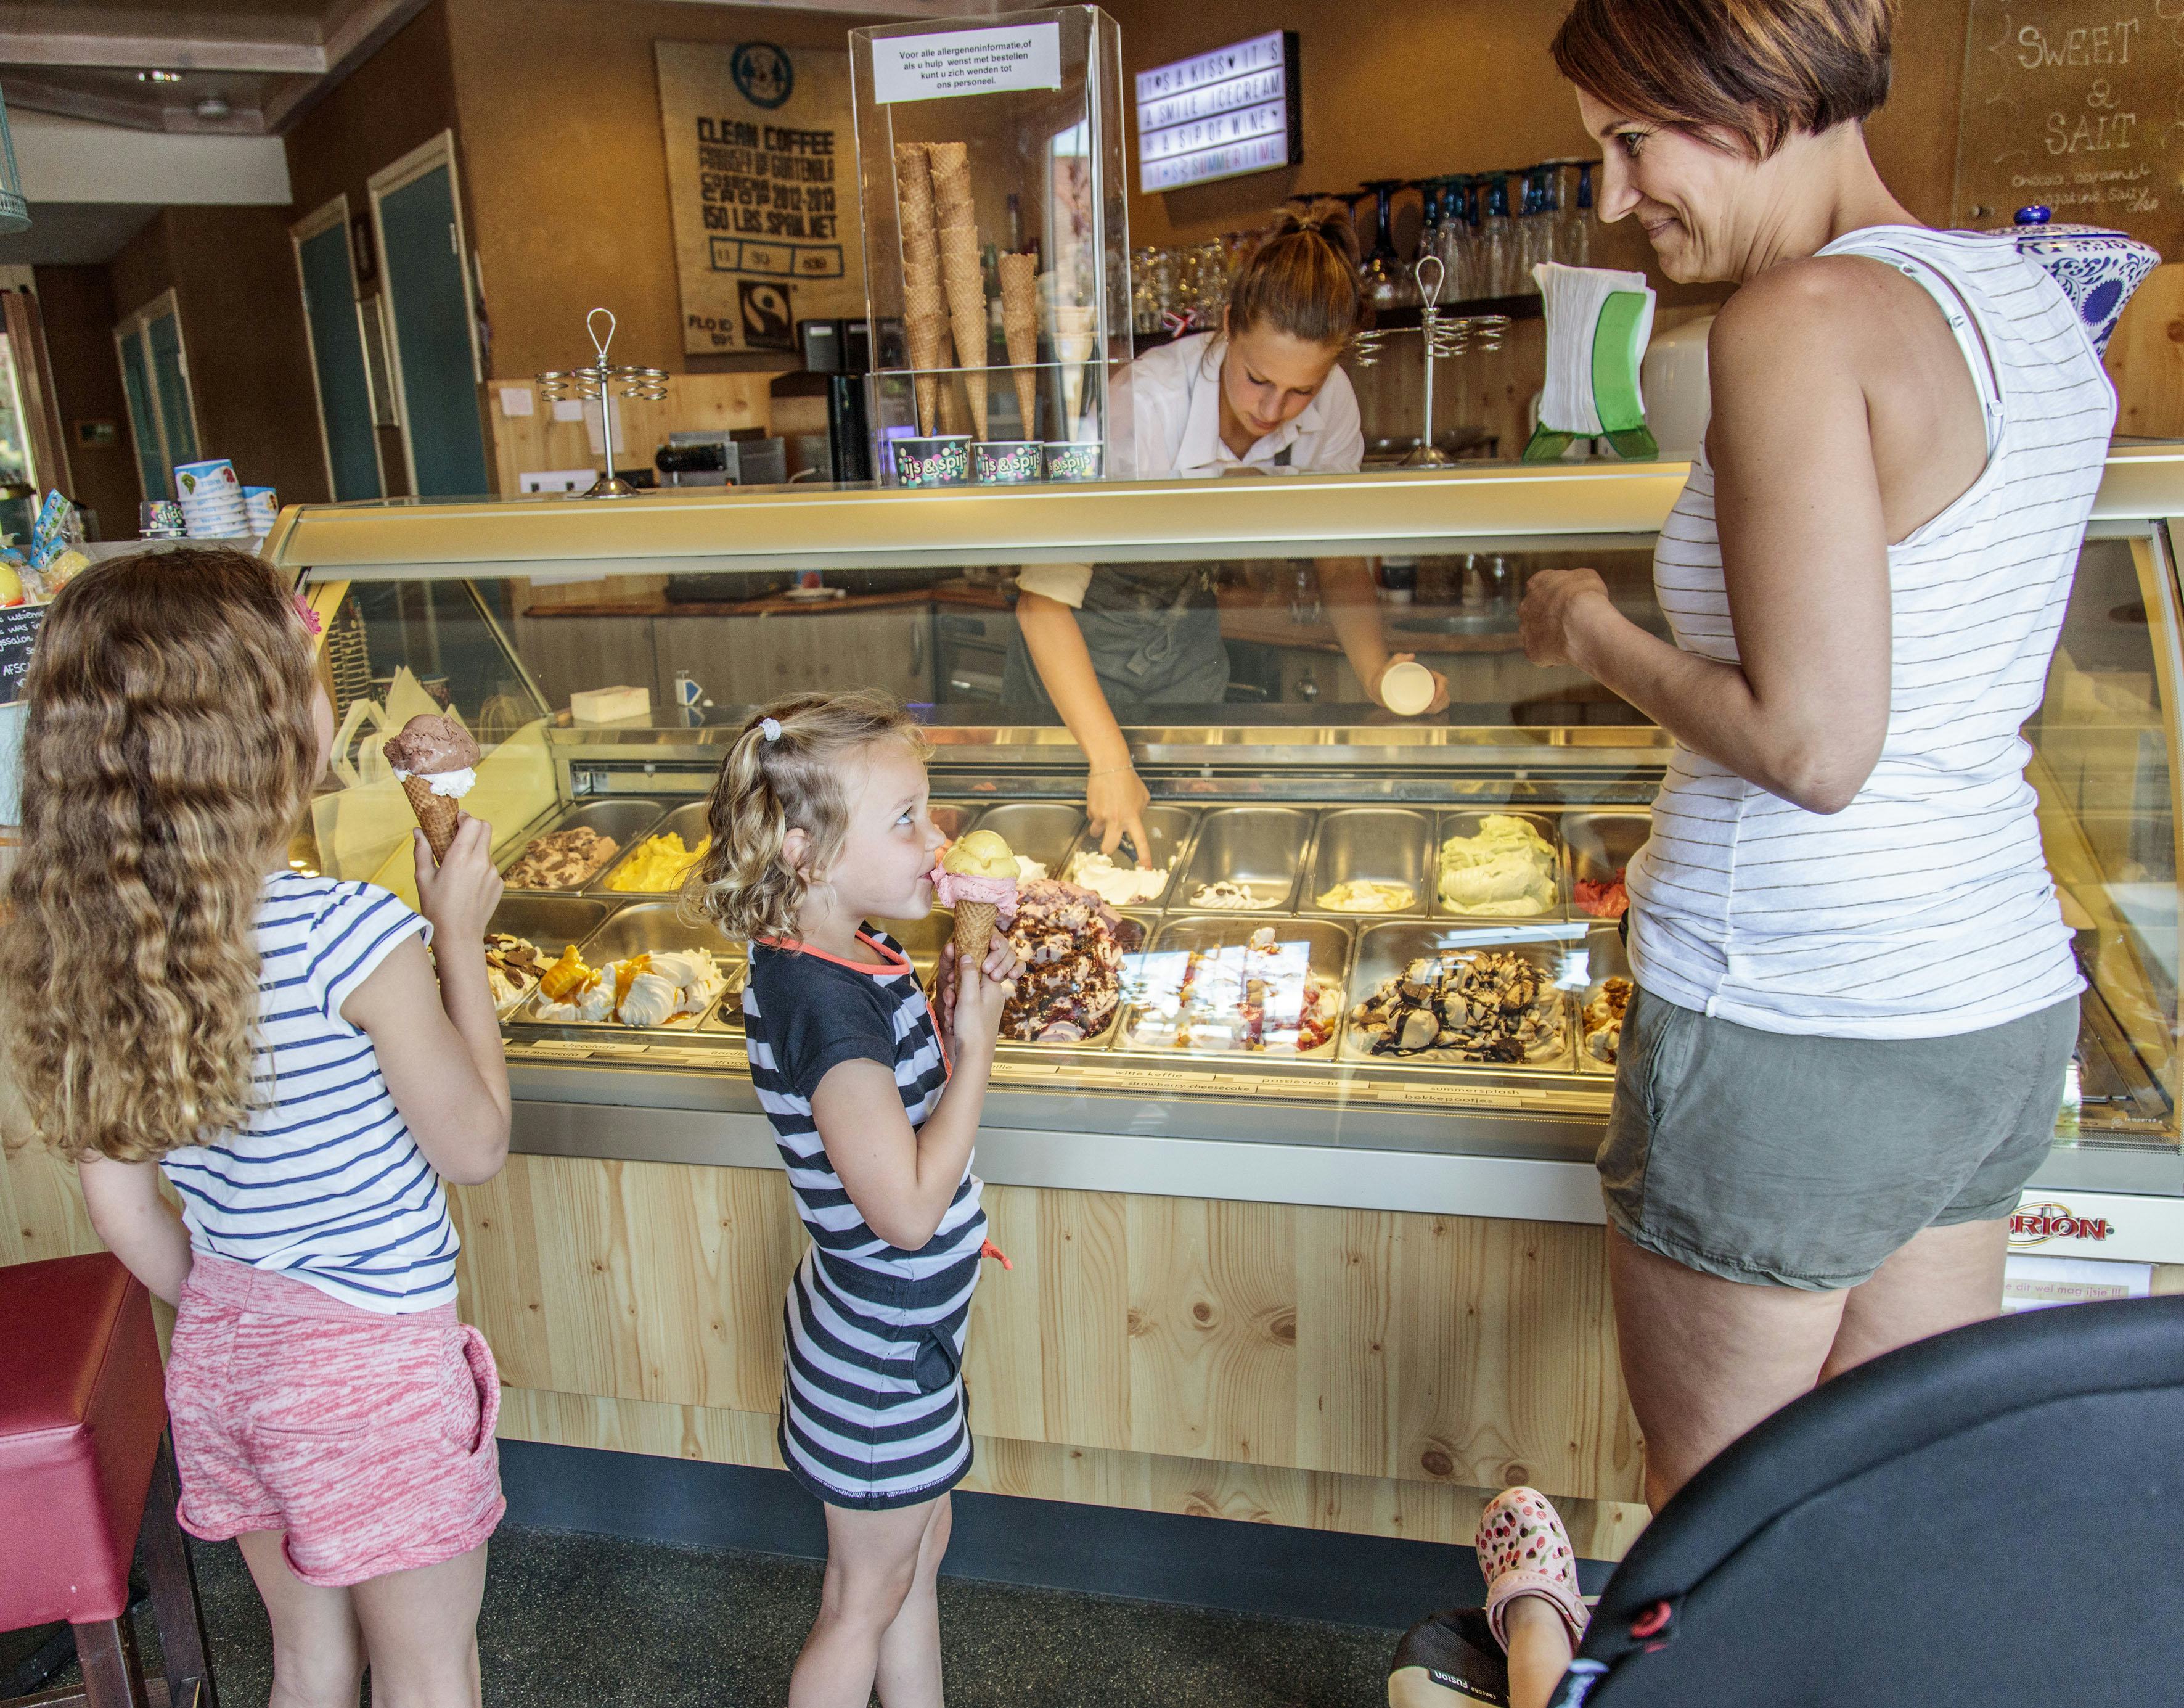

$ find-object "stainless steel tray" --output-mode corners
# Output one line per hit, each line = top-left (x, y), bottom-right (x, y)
(512, 899), (740, 1035)
(1057, 805), (1200, 908)
(1304, 808), (1433, 918)
(486, 895), (612, 1015)
(1429, 810), (1565, 922)
(1340, 924), (1574, 1069)
(1173, 807), (1312, 913)
(501, 799), (667, 893)
(1120, 915), (1349, 1059)
(931, 802), (981, 840)
(1562, 810), (1649, 924)
(1576, 923), (1632, 1074)
(587, 800), (711, 897)
(967, 802), (1084, 877)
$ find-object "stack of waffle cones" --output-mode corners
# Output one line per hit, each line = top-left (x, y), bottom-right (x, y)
(928, 142), (989, 441)
(894, 144), (949, 435)
(998, 252), (1039, 438)
(1051, 302), (1098, 433)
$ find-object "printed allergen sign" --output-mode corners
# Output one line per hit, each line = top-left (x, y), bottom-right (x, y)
(1953, 2), (2182, 252)
(871, 23), (1062, 103)
(656, 40), (865, 356)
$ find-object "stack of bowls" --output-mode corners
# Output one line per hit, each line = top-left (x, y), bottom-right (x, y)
(173, 459), (246, 538)
(243, 486), (280, 533)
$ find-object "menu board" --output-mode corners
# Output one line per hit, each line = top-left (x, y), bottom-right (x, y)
(1952, 2), (2180, 251)
(656, 41), (866, 356)
(0, 604), (44, 706)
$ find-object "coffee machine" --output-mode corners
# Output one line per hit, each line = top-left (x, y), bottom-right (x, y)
(798, 318), (873, 483)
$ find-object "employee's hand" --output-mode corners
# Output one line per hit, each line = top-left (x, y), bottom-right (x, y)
(1087, 765), (1151, 860)
(1368, 653), (1450, 716)
(1519, 567), (1613, 671)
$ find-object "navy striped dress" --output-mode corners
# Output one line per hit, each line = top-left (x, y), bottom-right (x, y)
(745, 929), (986, 1509)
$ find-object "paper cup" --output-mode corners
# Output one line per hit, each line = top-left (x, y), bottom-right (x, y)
(973, 441), (1042, 484)
(1042, 442), (1104, 482)
(894, 436), (971, 488)
(1381, 660), (1436, 716)
(172, 459), (237, 498)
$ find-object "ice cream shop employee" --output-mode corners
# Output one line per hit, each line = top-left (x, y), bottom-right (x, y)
(1002, 202), (1450, 856)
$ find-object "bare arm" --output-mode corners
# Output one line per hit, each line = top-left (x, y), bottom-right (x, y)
(1519, 265), (1897, 815)
(1015, 588), (1151, 856)
(343, 818), (512, 1185)
(1316, 557), (1449, 713)
(78, 1155), (192, 1307)
(814, 938), (1021, 1250)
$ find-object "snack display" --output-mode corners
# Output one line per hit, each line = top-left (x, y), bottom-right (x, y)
(933, 829), (1020, 966)
(1065, 849), (1171, 906)
(531, 945), (726, 1027)
(1000, 879), (1142, 1043)
(1317, 879), (1417, 913)
(505, 826), (621, 889)
(485, 934), (547, 1010)
(605, 832), (710, 892)
(1129, 924), (1340, 1054)
(1436, 815), (1558, 916)
(1584, 977), (1632, 1064)
(1575, 869), (1630, 920)
(1187, 880), (1259, 909)
(1349, 948), (1569, 1063)
(382, 713), (480, 860)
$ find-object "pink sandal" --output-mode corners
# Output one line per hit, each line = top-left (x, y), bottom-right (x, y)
(1476, 1487), (1590, 1654)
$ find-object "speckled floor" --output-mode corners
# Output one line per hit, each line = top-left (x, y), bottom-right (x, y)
(80, 1523), (1400, 1706)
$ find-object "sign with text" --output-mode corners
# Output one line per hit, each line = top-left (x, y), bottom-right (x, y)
(1953, 2), (2180, 252)
(656, 40), (865, 356)
(0, 602), (46, 706)
(1135, 30), (1300, 192)
(870, 23), (1062, 103)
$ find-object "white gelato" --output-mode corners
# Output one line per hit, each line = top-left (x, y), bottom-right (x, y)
(1015, 855), (1049, 882)
(1188, 881), (1260, 910)
(534, 949), (726, 1027)
(1065, 850), (1169, 906)
(392, 765), (477, 799)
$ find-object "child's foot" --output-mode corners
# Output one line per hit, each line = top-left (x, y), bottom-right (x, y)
(1476, 1486), (1589, 1655)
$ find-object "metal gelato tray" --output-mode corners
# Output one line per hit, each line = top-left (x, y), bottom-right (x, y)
(486, 895), (613, 1015)
(1339, 924), (1576, 1070)
(587, 800), (711, 897)
(1119, 916), (1351, 1059)
(1172, 807), (1313, 913)
(1053, 805), (1200, 908)
(1429, 810), (1566, 922)
(1561, 810), (1650, 924)
(510, 899), (742, 1037)
(1304, 808), (1434, 918)
(1576, 924), (1632, 1075)
(499, 799), (667, 893)
(968, 802), (1085, 877)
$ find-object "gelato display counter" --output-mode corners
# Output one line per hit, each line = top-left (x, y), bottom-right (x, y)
(34, 451), (2155, 1561)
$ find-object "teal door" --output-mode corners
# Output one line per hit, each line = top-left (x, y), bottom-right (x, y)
(146, 311), (195, 467)
(300, 222), (383, 501)
(117, 330), (162, 498)
(377, 165), (489, 498)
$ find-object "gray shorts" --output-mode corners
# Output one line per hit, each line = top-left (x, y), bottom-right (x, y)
(1600, 986), (2078, 1291)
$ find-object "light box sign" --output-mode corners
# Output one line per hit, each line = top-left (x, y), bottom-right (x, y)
(1135, 30), (1300, 192)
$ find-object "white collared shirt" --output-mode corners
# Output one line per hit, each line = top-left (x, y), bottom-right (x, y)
(1020, 332), (1364, 607)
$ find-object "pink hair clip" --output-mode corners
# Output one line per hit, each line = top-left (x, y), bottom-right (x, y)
(290, 591), (323, 637)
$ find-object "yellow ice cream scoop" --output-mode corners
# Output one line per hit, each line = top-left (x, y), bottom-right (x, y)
(942, 828), (1017, 879)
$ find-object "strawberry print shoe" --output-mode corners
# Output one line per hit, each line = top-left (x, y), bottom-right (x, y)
(1476, 1485), (1590, 1654)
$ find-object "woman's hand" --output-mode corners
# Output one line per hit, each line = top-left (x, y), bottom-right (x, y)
(1087, 765), (1151, 859)
(1368, 653), (1451, 715)
(947, 935), (1021, 1054)
(414, 814), (503, 943)
(1519, 569), (1614, 670)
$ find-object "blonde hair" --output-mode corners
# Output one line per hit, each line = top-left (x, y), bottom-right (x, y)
(687, 690), (929, 943)
(2, 549), (320, 1163)
(1223, 199), (1366, 350)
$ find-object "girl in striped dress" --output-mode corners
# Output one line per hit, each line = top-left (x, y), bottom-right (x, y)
(690, 691), (1021, 1708)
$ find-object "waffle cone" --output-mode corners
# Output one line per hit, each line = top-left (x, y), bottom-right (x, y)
(905, 310), (950, 433)
(939, 223), (989, 438)
(999, 253), (1039, 433)
(401, 774), (463, 862)
(952, 899), (998, 969)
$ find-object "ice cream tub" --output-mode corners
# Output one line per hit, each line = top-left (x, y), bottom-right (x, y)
(1042, 442), (1103, 482)
(515, 901), (742, 1035)
(893, 435), (972, 488)
(485, 895), (611, 1016)
(1340, 924), (1575, 1070)
(973, 440), (1044, 484)
(1058, 805), (1198, 909)
(1304, 808), (1434, 918)
(172, 459), (238, 498)
(962, 802), (1084, 879)
(1576, 922), (1633, 1075)
(1121, 916), (1351, 1059)
(1176, 807), (1314, 913)
(1561, 810), (1650, 922)
(501, 799), (668, 893)
(1431, 810), (1565, 921)
(586, 800), (712, 896)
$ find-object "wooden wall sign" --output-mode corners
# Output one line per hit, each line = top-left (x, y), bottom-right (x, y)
(656, 40), (867, 356)
(1953, 2), (2183, 252)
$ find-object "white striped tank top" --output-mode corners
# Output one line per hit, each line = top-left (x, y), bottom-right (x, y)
(160, 874), (455, 1313)
(1627, 227), (2109, 1038)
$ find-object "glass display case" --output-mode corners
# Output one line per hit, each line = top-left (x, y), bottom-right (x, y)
(264, 450), (2184, 1246)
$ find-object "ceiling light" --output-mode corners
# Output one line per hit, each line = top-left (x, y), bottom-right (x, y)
(137, 70), (182, 84)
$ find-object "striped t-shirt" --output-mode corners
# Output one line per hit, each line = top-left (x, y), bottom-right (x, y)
(160, 873), (456, 1314)
(1628, 227), (2107, 1038)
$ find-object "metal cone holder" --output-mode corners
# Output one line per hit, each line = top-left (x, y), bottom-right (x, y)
(1351, 257), (1510, 466)
(536, 308), (669, 498)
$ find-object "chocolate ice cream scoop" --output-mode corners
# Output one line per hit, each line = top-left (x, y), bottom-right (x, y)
(382, 713), (480, 776)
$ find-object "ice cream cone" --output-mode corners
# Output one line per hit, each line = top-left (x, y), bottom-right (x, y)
(952, 899), (999, 969)
(1052, 304), (1098, 432)
(940, 222), (989, 439)
(999, 252), (1039, 436)
(904, 309), (950, 435)
(402, 773), (462, 862)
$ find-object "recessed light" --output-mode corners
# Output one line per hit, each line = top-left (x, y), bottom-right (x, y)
(137, 69), (182, 84)
(194, 96), (231, 120)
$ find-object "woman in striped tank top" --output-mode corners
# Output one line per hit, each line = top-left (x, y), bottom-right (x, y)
(690, 691), (1021, 1708)
(1519, 0), (2116, 1520)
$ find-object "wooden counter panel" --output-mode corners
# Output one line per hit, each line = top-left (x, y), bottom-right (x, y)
(447, 1156), (1644, 1506)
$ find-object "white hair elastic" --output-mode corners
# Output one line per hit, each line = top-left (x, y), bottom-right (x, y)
(759, 717), (782, 741)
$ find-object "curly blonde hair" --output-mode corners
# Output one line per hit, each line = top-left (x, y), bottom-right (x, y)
(1, 549), (320, 1162)
(685, 690), (928, 944)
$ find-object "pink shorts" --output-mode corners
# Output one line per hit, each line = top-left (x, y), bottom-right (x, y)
(166, 1254), (505, 1588)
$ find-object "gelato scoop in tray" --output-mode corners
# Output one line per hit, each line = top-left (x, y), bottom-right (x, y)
(1129, 924), (1339, 1054)
(1436, 815), (1558, 916)
(1584, 977), (1632, 1064)
(505, 826), (620, 889)
(531, 944), (727, 1027)
(1350, 946), (1569, 1064)
(485, 934), (546, 1010)
(999, 879), (1142, 1044)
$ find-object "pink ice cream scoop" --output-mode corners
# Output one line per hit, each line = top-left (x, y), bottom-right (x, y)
(930, 864), (1019, 927)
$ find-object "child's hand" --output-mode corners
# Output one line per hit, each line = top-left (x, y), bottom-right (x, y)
(414, 814), (503, 944)
(947, 936), (1021, 1054)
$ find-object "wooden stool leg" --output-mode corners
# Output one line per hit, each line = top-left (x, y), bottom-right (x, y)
(66, 1617), (148, 1708)
(138, 1432), (215, 1708)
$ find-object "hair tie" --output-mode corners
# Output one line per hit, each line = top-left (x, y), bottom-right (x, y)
(289, 591), (322, 638)
(759, 717), (782, 741)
